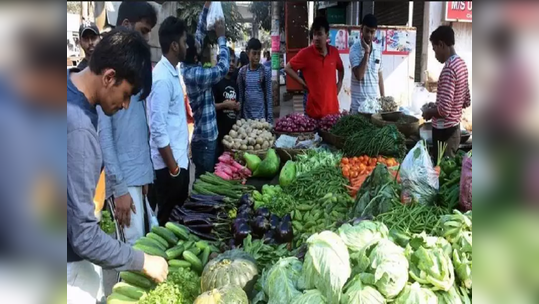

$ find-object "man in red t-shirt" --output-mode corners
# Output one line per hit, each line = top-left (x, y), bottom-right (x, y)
(285, 16), (344, 119)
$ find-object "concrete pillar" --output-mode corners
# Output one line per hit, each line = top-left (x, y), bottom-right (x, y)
(271, 2), (281, 108)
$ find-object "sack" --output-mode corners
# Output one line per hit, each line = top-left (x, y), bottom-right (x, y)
(459, 152), (472, 211)
(400, 141), (439, 205)
(206, 2), (224, 31)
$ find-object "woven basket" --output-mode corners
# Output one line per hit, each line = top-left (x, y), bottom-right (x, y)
(225, 148), (268, 160)
(273, 130), (316, 139)
(371, 113), (420, 138)
(275, 147), (308, 162)
(318, 130), (346, 149)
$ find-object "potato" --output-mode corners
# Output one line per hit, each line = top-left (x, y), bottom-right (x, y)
(240, 144), (248, 150)
(262, 141), (269, 149)
(247, 146), (254, 150)
(255, 144), (261, 150)
(242, 139), (248, 145)
(224, 135), (232, 141)
(232, 124), (239, 131)
(237, 119), (243, 126)
(229, 130), (238, 138)
(233, 142), (241, 149)
(248, 138), (256, 145)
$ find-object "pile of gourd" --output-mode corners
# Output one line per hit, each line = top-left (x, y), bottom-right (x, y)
(222, 119), (274, 151)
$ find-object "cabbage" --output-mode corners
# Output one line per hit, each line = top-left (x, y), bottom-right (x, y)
(300, 231), (351, 304)
(291, 289), (327, 304)
(393, 283), (437, 304)
(341, 275), (386, 304)
(405, 234), (455, 292)
(263, 257), (303, 304)
(338, 221), (389, 253)
(360, 239), (408, 299)
(435, 285), (463, 304)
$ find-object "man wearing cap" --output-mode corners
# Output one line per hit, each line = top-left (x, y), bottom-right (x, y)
(349, 14), (385, 114)
(77, 21), (100, 70)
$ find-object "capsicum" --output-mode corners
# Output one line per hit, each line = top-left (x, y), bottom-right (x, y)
(441, 157), (458, 175)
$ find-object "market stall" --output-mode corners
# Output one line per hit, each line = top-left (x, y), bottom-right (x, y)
(104, 113), (472, 304)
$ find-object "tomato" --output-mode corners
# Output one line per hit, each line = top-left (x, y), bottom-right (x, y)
(343, 168), (350, 178)
(341, 158), (349, 165)
(359, 163), (367, 172)
(369, 158), (378, 166)
(351, 171), (359, 178)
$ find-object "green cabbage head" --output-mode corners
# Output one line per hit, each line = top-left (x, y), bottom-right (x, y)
(300, 231), (351, 304)
(341, 275), (386, 304)
(338, 221), (389, 253)
(394, 282), (437, 304)
(291, 289), (327, 304)
(263, 257), (303, 304)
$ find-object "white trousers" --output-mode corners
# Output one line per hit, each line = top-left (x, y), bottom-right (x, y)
(123, 186), (146, 245)
(67, 260), (104, 304)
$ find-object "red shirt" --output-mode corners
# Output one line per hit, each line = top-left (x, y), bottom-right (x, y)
(289, 44), (343, 119)
(433, 55), (471, 129)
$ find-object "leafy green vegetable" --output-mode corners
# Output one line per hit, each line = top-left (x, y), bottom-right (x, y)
(262, 257), (303, 304)
(139, 268), (200, 304)
(299, 231), (351, 304)
(405, 233), (455, 292)
(352, 164), (399, 218)
(341, 275), (386, 304)
(242, 235), (290, 273)
(435, 285), (463, 304)
(338, 221), (389, 253)
(290, 289), (327, 304)
(360, 239), (409, 299)
(294, 149), (342, 177)
(393, 282), (438, 304)
(99, 210), (116, 235)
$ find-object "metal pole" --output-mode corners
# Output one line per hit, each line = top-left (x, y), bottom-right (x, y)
(271, 2), (281, 108)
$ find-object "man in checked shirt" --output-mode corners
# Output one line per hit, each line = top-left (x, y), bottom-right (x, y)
(422, 26), (471, 158)
(182, 1), (229, 178)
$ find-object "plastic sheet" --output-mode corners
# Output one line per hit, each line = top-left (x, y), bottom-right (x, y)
(459, 152), (472, 211)
(206, 2), (224, 31)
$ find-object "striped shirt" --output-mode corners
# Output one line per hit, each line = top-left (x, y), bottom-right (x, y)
(349, 41), (383, 113)
(182, 7), (229, 142)
(433, 55), (471, 129)
(237, 64), (273, 123)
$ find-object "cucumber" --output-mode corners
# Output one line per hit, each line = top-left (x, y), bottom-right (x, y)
(151, 226), (179, 246)
(165, 244), (185, 260)
(106, 292), (138, 303)
(209, 245), (220, 253)
(133, 243), (167, 259)
(183, 241), (194, 251)
(168, 259), (192, 268)
(165, 222), (190, 240)
(188, 246), (201, 256)
(188, 233), (201, 242)
(146, 232), (169, 249)
(195, 241), (209, 250)
(177, 240), (185, 246)
(112, 282), (146, 300)
(182, 251), (203, 273)
(169, 266), (181, 273)
(201, 246), (211, 266)
(135, 237), (166, 251)
(120, 271), (153, 289)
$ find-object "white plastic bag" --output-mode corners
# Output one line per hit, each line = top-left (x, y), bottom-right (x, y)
(400, 141), (439, 205)
(206, 2), (224, 31)
(145, 197), (159, 231)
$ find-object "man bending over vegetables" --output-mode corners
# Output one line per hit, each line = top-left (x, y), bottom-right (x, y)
(422, 26), (471, 158)
(182, 1), (229, 178)
(67, 28), (168, 304)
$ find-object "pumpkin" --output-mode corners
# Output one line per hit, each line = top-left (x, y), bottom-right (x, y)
(200, 249), (258, 295)
(194, 285), (249, 304)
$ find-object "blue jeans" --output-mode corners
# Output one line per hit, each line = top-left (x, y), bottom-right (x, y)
(191, 140), (217, 178)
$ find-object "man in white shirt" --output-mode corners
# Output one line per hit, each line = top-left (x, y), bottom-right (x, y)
(349, 14), (385, 113)
(147, 16), (190, 225)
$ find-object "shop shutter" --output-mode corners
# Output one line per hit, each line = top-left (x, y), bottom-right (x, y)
(373, 1), (409, 26)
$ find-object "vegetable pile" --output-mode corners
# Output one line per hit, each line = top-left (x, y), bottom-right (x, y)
(275, 113), (318, 133)
(192, 173), (255, 199)
(330, 114), (373, 138)
(222, 118), (274, 151)
(99, 210), (116, 235)
(214, 152), (252, 180)
(343, 124), (407, 158)
(318, 113), (346, 132)
(379, 96), (399, 112)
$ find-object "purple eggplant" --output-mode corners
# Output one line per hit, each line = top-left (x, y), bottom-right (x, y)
(277, 218), (294, 243)
(232, 218), (249, 234)
(239, 193), (254, 207)
(237, 208), (253, 219)
(256, 207), (271, 218)
(234, 223), (252, 244)
(228, 238), (237, 249)
(281, 214), (292, 224)
(269, 214), (281, 230)
(263, 230), (277, 244)
(251, 216), (270, 236)
(186, 227), (219, 241)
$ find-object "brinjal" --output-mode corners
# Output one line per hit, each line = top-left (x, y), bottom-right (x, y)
(238, 203), (252, 213)
(269, 214), (281, 230)
(232, 218), (248, 234)
(190, 194), (225, 202)
(228, 238), (237, 249)
(255, 207), (271, 218)
(237, 208), (253, 219)
(276, 218), (294, 243)
(263, 230), (277, 244)
(234, 223), (252, 244)
(239, 193), (254, 207)
(251, 216), (270, 236)
(281, 214), (292, 224)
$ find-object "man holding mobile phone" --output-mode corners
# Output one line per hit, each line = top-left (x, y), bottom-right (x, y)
(349, 14), (385, 114)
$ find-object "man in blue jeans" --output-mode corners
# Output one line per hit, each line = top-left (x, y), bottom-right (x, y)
(182, 1), (229, 178)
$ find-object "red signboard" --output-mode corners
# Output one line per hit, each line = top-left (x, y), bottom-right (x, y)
(445, 2), (472, 22)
